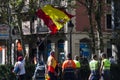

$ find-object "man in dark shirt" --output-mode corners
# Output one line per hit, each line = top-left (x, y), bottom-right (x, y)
(36, 37), (45, 62)
(79, 55), (90, 80)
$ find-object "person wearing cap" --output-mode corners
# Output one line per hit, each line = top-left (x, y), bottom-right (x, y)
(88, 54), (100, 80)
(73, 55), (81, 80)
(100, 53), (111, 80)
(13, 55), (27, 80)
(62, 53), (76, 80)
(46, 51), (57, 80)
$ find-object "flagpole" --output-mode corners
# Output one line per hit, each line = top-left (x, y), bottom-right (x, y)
(38, 33), (50, 47)
(36, 33), (50, 64)
(32, 33), (50, 80)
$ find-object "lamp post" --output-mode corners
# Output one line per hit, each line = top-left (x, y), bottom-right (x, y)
(68, 20), (74, 55)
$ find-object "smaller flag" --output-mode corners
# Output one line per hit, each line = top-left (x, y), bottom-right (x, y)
(0, 46), (2, 51)
(36, 5), (73, 34)
(17, 41), (22, 51)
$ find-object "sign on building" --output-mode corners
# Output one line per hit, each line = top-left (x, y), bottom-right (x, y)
(22, 21), (30, 35)
(0, 24), (9, 39)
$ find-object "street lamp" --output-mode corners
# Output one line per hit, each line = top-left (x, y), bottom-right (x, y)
(68, 20), (74, 56)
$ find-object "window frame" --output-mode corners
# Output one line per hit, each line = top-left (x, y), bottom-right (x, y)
(106, 14), (112, 30)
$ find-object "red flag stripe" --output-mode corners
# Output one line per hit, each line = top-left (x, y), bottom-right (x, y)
(36, 9), (58, 34)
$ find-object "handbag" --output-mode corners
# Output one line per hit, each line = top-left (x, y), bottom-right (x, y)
(13, 66), (20, 74)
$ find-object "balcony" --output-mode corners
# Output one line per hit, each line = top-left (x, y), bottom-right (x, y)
(36, 25), (65, 34)
(36, 26), (49, 34)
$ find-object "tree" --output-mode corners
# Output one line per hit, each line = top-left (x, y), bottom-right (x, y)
(0, 0), (13, 64)
(112, 0), (120, 62)
(10, 0), (26, 57)
(76, 0), (105, 55)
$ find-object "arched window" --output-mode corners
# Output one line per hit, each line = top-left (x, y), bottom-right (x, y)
(80, 38), (91, 59)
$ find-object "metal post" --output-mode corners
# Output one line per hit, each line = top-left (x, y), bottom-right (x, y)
(70, 29), (72, 54)
(68, 20), (74, 57)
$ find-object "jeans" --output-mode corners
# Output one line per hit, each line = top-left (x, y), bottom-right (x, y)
(48, 71), (56, 80)
(101, 70), (110, 80)
(16, 74), (26, 80)
(63, 72), (75, 80)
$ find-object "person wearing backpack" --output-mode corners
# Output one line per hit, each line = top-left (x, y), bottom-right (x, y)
(62, 53), (76, 80)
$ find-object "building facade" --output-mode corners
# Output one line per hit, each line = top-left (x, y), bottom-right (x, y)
(0, 0), (119, 64)
(71, 0), (113, 59)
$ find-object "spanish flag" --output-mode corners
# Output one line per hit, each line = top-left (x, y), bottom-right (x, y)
(36, 5), (73, 34)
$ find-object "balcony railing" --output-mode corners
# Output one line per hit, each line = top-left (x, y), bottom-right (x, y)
(36, 26), (65, 34)
(36, 26), (49, 34)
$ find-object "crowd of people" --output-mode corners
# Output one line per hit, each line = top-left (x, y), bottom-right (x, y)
(46, 51), (114, 80)
(12, 49), (114, 80)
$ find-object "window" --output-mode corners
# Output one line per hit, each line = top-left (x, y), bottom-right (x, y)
(106, 0), (111, 4)
(106, 14), (112, 29)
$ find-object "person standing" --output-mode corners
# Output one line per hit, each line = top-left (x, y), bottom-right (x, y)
(62, 53), (76, 80)
(36, 37), (45, 61)
(109, 56), (117, 80)
(55, 63), (62, 80)
(109, 56), (116, 64)
(47, 51), (57, 80)
(79, 55), (90, 80)
(73, 55), (81, 80)
(13, 55), (27, 80)
(88, 54), (100, 80)
(100, 53), (111, 80)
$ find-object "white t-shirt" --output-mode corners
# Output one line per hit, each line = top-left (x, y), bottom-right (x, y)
(14, 59), (26, 75)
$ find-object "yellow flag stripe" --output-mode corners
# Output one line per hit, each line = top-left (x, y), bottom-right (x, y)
(42, 5), (70, 30)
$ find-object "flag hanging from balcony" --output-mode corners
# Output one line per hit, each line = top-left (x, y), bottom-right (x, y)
(36, 5), (73, 34)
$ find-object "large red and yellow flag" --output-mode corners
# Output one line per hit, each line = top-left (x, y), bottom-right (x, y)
(36, 5), (73, 34)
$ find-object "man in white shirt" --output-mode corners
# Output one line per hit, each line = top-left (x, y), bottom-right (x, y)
(13, 56), (26, 80)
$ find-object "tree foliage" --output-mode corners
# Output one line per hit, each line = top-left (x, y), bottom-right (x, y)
(0, 0), (9, 24)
